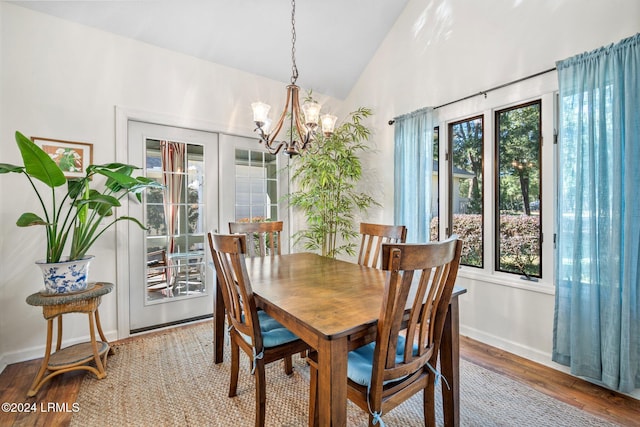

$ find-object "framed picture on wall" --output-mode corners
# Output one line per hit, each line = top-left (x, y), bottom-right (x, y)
(31, 137), (93, 178)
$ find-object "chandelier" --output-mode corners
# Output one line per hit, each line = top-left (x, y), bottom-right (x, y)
(251, 0), (337, 157)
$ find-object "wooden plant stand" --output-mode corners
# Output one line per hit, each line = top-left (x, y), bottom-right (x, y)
(25, 282), (114, 397)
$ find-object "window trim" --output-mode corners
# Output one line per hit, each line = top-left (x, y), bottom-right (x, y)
(436, 92), (556, 290)
(493, 99), (543, 279)
(447, 114), (485, 269)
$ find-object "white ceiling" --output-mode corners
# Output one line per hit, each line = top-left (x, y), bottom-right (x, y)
(9, 1), (409, 100)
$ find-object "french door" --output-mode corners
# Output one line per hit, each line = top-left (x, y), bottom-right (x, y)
(127, 121), (218, 332)
(218, 134), (289, 248)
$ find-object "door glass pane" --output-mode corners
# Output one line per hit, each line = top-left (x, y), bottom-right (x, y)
(450, 116), (484, 268)
(496, 101), (542, 278)
(145, 139), (206, 302)
(235, 149), (279, 222)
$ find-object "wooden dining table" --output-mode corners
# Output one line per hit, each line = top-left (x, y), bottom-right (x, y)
(212, 252), (466, 427)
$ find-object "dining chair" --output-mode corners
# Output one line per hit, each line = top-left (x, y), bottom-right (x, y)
(308, 236), (463, 427)
(207, 232), (309, 427)
(357, 222), (408, 268)
(229, 221), (283, 257)
(229, 221), (309, 358)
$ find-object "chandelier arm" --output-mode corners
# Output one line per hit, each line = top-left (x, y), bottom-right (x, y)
(262, 140), (286, 155)
(255, 126), (267, 142)
(300, 135), (313, 151)
(264, 85), (295, 148)
(290, 85), (308, 144)
(300, 141), (320, 156)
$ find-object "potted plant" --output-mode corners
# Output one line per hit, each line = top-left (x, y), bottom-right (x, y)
(287, 107), (379, 258)
(0, 131), (162, 294)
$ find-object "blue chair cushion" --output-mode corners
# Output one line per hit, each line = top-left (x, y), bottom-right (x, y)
(240, 310), (300, 348)
(347, 335), (418, 386)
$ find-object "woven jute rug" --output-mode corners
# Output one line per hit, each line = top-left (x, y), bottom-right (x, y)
(71, 321), (618, 426)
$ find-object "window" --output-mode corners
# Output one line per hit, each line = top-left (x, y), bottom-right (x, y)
(495, 101), (542, 279)
(439, 95), (553, 284)
(449, 116), (484, 268)
(234, 149), (278, 222)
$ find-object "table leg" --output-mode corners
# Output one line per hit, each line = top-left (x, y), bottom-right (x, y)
(88, 312), (107, 377)
(94, 308), (107, 342)
(55, 315), (63, 351)
(213, 277), (225, 364)
(316, 337), (348, 427)
(94, 307), (114, 355)
(440, 295), (461, 427)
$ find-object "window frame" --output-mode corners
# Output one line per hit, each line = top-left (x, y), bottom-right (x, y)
(436, 92), (556, 291)
(493, 99), (543, 279)
(447, 114), (485, 269)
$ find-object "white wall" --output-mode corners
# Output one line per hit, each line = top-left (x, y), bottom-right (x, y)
(0, 3), (338, 370)
(343, 0), (640, 397)
(2, 0), (639, 400)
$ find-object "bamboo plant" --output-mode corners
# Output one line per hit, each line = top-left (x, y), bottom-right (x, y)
(287, 107), (378, 258)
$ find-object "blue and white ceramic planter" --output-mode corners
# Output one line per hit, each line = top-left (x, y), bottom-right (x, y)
(36, 256), (94, 294)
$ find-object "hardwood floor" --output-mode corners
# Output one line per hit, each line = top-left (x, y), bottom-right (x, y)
(1, 332), (638, 426)
(461, 337), (640, 426)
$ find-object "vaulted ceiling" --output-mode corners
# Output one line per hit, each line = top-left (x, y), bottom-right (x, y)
(9, 1), (409, 100)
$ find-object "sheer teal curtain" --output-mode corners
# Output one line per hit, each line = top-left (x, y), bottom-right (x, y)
(393, 108), (434, 243)
(553, 33), (640, 393)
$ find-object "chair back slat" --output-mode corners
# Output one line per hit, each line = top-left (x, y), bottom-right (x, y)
(207, 232), (263, 350)
(357, 223), (407, 269)
(373, 237), (462, 387)
(229, 221), (283, 257)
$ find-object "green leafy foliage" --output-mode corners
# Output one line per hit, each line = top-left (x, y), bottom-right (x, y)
(287, 107), (379, 258)
(497, 103), (541, 216)
(450, 214), (484, 267)
(451, 118), (483, 214)
(498, 214), (541, 278)
(1, 131), (163, 262)
(433, 213), (540, 276)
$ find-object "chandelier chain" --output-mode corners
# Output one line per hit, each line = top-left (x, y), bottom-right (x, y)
(251, 0), (336, 157)
(290, 0), (298, 84)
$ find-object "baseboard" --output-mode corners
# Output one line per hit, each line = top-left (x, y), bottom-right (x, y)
(460, 325), (570, 373)
(0, 329), (119, 375)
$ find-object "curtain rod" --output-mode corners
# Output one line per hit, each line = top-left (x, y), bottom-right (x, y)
(388, 67), (557, 125)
